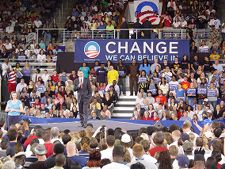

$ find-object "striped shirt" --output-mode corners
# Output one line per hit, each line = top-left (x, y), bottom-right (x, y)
(8, 71), (16, 84)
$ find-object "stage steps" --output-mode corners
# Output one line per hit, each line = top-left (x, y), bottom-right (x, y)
(112, 94), (137, 118)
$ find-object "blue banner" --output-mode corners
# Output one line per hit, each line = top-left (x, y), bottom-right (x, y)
(74, 39), (190, 63)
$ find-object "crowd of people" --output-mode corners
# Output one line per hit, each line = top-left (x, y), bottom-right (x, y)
(0, 117), (224, 168)
(0, 0), (61, 35)
(65, 0), (124, 32)
(0, 38), (60, 61)
(1, 52), (224, 123)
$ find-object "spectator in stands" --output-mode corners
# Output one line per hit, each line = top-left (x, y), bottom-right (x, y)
(52, 154), (66, 169)
(83, 149), (101, 169)
(212, 62), (222, 76)
(102, 144), (129, 169)
(119, 17), (129, 39)
(107, 65), (118, 86)
(129, 144), (157, 169)
(29, 144), (47, 169)
(117, 59), (126, 95)
(149, 132), (167, 157)
(66, 141), (87, 168)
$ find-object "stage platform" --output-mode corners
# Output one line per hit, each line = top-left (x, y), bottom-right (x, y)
(33, 119), (151, 132)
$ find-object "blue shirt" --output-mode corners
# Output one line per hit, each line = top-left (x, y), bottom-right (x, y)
(79, 67), (90, 78)
(176, 89), (185, 99)
(69, 155), (87, 168)
(6, 100), (22, 116)
(139, 64), (151, 75)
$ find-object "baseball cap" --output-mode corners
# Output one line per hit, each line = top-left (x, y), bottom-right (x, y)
(121, 134), (131, 143)
(182, 140), (193, 152)
(194, 154), (205, 162)
(176, 154), (190, 168)
(34, 144), (47, 155)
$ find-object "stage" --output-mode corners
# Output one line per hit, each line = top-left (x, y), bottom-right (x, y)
(26, 116), (212, 134)
(33, 119), (151, 132)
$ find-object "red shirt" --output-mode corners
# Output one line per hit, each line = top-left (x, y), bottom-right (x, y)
(155, 95), (167, 105)
(24, 135), (38, 148)
(142, 117), (151, 120)
(149, 146), (168, 157)
(44, 142), (53, 158)
(51, 74), (59, 83)
(149, 117), (160, 121)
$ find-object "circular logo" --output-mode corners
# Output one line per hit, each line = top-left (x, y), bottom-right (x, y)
(84, 41), (100, 59)
(135, 1), (159, 23)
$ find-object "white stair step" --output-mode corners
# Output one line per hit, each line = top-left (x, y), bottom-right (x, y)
(112, 113), (133, 118)
(116, 101), (136, 106)
(119, 95), (137, 99)
(114, 107), (134, 111)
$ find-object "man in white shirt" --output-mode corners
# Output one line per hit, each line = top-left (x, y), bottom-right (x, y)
(102, 145), (129, 169)
(208, 15), (221, 29)
(41, 70), (50, 85)
(1, 58), (11, 76)
(182, 121), (199, 138)
(128, 144), (157, 169)
(33, 17), (43, 28)
(3, 39), (13, 51)
(16, 79), (27, 93)
(5, 24), (14, 34)
(198, 40), (209, 53)
(101, 135), (115, 161)
(213, 60), (223, 73)
(140, 139), (157, 164)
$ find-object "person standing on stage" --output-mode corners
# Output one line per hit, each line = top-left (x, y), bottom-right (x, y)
(5, 91), (24, 129)
(128, 59), (139, 96)
(74, 71), (92, 128)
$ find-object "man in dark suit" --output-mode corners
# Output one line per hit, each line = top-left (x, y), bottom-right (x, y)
(74, 71), (92, 128)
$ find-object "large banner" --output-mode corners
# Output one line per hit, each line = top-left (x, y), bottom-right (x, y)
(74, 39), (190, 63)
(126, 0), (163, 24)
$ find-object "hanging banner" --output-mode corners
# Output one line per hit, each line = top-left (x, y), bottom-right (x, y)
(74, 39), (190, 63)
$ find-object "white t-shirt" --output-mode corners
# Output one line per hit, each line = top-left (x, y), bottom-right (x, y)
(199, 45), (209, 53)
(128, 158), (158, 169)
(5, 25), (14, 34)
(42, 74), (50, 85)
(208, 19), (221, 29)
(16, 83), (28, 93)
(1, 63), (11, 76)
(102, 162), (129, 169)
(213, 64), (223, 72)
(101, 147), (113, 161)
(37, 54), (47, 62)
(4, 43), (13, 50)
(34, 19), (42, 28)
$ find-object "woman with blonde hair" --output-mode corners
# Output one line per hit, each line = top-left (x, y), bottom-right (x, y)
(5, 92), (24, 129)
(79, 137), (91, 159)
(22, 62), (31, 84)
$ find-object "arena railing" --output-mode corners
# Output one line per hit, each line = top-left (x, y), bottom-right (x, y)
(0, 59), (56, 72)
(36, 28), (211, 44)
